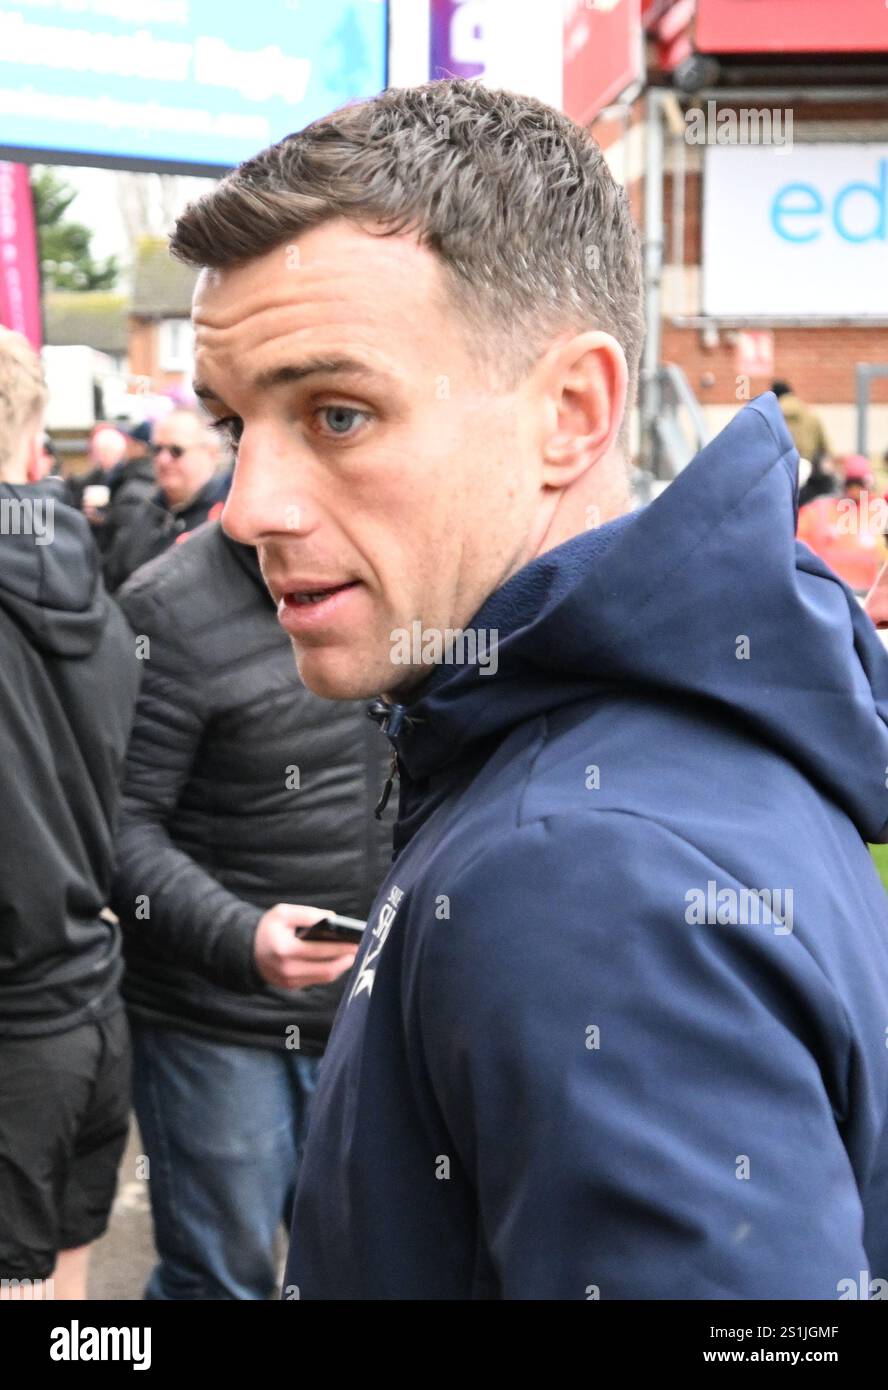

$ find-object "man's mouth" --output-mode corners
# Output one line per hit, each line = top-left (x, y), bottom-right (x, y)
(273, 579), (363, 634)
(283, 581), (358, 607)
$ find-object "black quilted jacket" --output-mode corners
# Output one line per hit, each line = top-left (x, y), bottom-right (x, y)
(111, 522), (394, 1052)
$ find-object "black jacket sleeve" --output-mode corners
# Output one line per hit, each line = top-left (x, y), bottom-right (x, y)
(110, 579), (265, 993)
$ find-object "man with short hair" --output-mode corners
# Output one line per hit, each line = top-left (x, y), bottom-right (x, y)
(79, 422), (156, 559)
(0, 328), (138, 1300)
(67, 421), (128, 519)
(172, 79), (888, 1300)
(90, 423), (128, 471)
(103, 407), (229, 591)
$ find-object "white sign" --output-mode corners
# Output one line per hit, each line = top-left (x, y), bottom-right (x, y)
(702, 143), (888, 317)
(430, 1), (563, 108)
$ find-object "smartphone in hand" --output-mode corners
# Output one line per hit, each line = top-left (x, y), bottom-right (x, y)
(294, 914), (367, 944)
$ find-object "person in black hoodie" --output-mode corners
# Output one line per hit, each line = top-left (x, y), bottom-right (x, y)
(103, 408), (229, 592)
(0, 329), (139, 1299)
(111, 520), (394, 1300)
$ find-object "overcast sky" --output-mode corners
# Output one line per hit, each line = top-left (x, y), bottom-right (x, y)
(60, 163), (217, 271)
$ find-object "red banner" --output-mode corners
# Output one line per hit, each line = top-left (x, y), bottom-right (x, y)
(735, 331), (774, 380)
(0, 162), (42, 350)
(696, 0), (888, 55)
(563, 0), (643, 127)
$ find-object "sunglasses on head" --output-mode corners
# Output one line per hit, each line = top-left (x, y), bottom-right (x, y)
(150, 443), (187, 459)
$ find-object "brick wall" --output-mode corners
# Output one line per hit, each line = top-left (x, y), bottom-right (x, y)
(602, 98), (888, 453)
(662, 325), (888, 406)
(127, 317), (189, 394)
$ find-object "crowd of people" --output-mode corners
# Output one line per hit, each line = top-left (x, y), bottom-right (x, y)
(65, 413), (229, 592)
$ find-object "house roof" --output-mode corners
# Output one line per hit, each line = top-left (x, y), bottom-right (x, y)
(131, 235), (198, 318)
(44, 291), (129, 353)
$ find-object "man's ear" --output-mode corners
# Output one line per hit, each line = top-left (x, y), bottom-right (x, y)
(24, 427), (44, 484)
(539, 331), (627, 490)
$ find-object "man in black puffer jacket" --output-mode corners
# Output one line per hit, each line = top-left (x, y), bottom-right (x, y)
(103, 409), (230, 592)
(111, 520), (394, 1300)
(95, 421), (157, 564)
(0, 329), (139, 1301)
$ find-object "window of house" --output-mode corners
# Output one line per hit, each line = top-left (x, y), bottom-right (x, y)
(158, 318), (194, 372)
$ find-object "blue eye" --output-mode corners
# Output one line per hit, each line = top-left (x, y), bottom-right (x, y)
(319, 405), (364, 436)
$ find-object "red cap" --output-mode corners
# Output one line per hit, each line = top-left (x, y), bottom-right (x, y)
(843, 455), (872, 483)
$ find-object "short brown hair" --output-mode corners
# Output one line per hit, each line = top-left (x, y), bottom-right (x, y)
(171, 79), (644, 410)
(0, 329), (47, 479)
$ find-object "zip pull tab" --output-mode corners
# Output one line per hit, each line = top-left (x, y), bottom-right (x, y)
(375, 746), (399, 819)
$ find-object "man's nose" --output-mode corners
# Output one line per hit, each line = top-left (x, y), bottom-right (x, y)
(220, 443), (312, 546)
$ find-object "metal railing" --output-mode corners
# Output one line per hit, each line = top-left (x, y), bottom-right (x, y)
(643, 362), (711, 480)
(856, 363), (888, 457)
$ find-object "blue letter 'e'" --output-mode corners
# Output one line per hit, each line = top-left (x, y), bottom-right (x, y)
(771, 183), (823, 242)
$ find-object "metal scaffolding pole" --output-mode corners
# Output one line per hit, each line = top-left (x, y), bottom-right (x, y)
(640, 89), (666, 475)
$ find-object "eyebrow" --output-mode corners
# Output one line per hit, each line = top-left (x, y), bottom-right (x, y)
(193, 355), (386, 407)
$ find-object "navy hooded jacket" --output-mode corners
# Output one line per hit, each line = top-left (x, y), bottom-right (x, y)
(285, 394), (888, 1300)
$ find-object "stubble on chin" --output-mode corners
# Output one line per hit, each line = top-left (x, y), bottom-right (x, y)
(288, 642), (381, 703)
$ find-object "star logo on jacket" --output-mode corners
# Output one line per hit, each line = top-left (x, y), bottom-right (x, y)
(348, 884), (404, 1004)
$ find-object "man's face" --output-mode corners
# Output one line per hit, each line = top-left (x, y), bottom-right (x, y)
(193, 220), (545, 700)
(151, 413), (215, 508)
(90, 427), (126, 472)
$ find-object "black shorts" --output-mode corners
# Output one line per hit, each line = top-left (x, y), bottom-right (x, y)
(0, 1008), (131, 1280)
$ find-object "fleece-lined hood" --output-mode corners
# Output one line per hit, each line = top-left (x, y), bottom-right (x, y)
(0, 478), (109, 658)
(386, 393), (888, 845)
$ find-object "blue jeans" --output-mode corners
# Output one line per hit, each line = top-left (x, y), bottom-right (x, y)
(130, 1022), (320, 1300)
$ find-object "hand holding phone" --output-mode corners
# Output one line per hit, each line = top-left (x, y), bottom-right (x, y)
(294, 913), (367, 944)
(253, 904), (361, 990)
